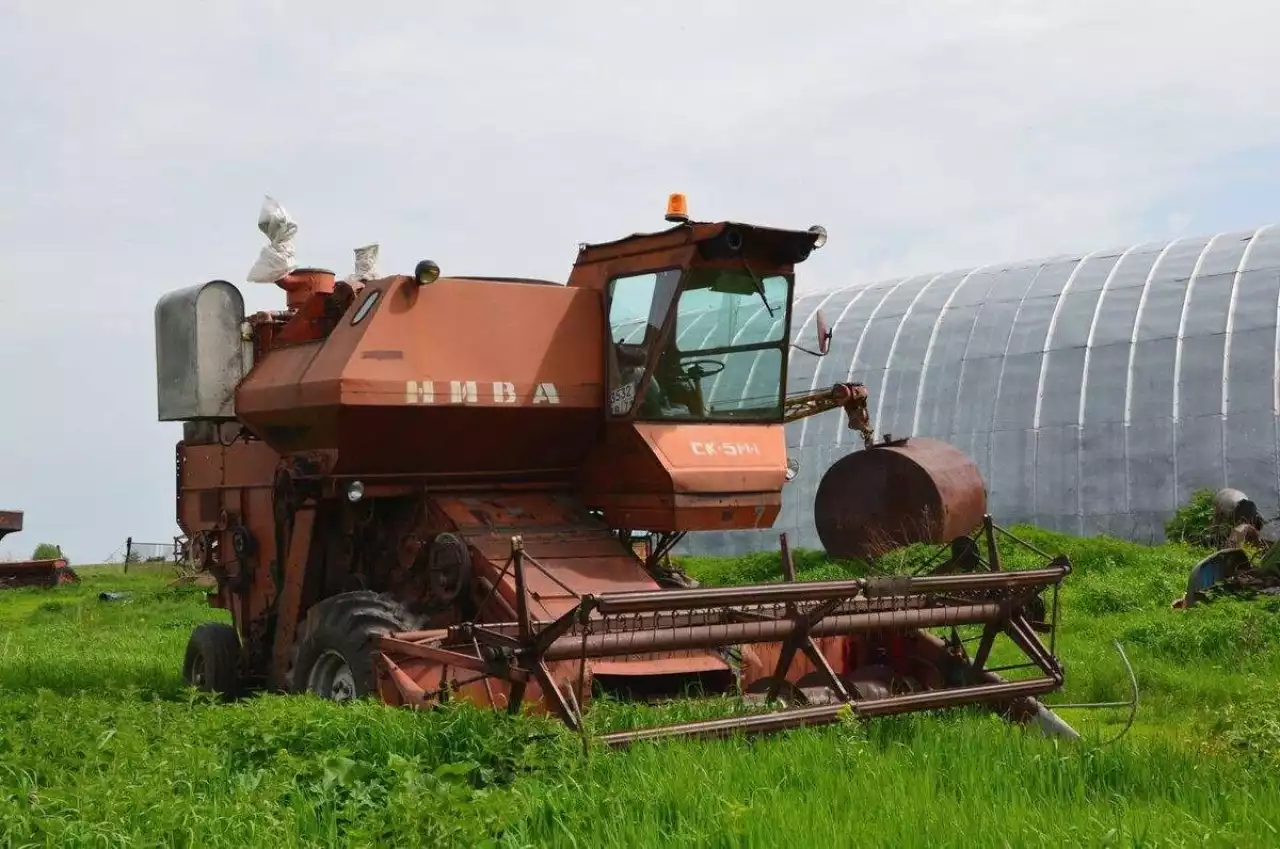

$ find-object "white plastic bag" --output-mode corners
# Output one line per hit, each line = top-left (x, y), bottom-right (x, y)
(246, 195), (298, 283)
(347, 243), (380, 282)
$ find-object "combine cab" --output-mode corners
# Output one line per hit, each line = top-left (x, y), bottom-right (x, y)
(155, 194), (1076, 745)
(0, 510), (79, 589)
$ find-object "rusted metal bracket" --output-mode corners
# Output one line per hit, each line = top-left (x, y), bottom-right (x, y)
(764, 533), (851, 703)
(599, 677), (1063, 747)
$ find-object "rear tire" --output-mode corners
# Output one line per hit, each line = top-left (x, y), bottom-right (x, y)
(182, 622), (242, 700)
(286, 591), (423, 701)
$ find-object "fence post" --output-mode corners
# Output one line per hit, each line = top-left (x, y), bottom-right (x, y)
(125, 536), (132, 574)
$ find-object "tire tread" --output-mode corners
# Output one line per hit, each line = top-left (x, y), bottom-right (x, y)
(183, 622), (242, 700)
(285, 591), (423, 696)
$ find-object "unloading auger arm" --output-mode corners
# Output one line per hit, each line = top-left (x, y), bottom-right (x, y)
(783, 382), (875, 448)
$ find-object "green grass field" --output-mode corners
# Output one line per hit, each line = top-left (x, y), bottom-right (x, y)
(3, 528), (1280, 847)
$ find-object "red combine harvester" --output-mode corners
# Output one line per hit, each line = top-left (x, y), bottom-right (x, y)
(0, 510), (79, 589)
(154, 195), (1077, 745)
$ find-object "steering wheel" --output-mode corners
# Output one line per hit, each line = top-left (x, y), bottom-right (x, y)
(681, 359), (725, 380)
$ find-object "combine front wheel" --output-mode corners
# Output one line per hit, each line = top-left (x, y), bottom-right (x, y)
(286, 591), (422, 701)
(182, 622), (242, 700)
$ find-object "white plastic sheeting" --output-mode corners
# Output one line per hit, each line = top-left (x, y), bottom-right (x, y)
(246, 196), (299, 284)
(348, 243), (380, 282)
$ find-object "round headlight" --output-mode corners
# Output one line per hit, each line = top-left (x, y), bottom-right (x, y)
(414, 260), (441, 286)
(346, 481), (365, 503)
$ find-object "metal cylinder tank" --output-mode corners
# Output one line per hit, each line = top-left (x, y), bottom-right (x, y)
(813, 437), (988, 559)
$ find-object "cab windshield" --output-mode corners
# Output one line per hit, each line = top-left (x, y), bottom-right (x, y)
(606, 267), (791, 422)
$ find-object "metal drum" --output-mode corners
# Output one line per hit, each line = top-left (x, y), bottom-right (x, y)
(813, 437), (987, 559)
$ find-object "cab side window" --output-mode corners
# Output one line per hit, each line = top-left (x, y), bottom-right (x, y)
(605, 269), (680, 416)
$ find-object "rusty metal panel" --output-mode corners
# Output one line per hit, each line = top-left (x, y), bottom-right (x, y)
(154, 280), (249, 421)
(590, 655), (729, 676)
(0, 510), (22, 541)
(476, 543), (658, 619)
(0, 559), (78, 589)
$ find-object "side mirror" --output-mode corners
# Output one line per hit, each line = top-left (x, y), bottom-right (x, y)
(816, 310), (832, 355)
(791, 309), (834, 358)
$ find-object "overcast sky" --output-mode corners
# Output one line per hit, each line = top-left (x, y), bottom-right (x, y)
(3, 1), (1280, 562)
